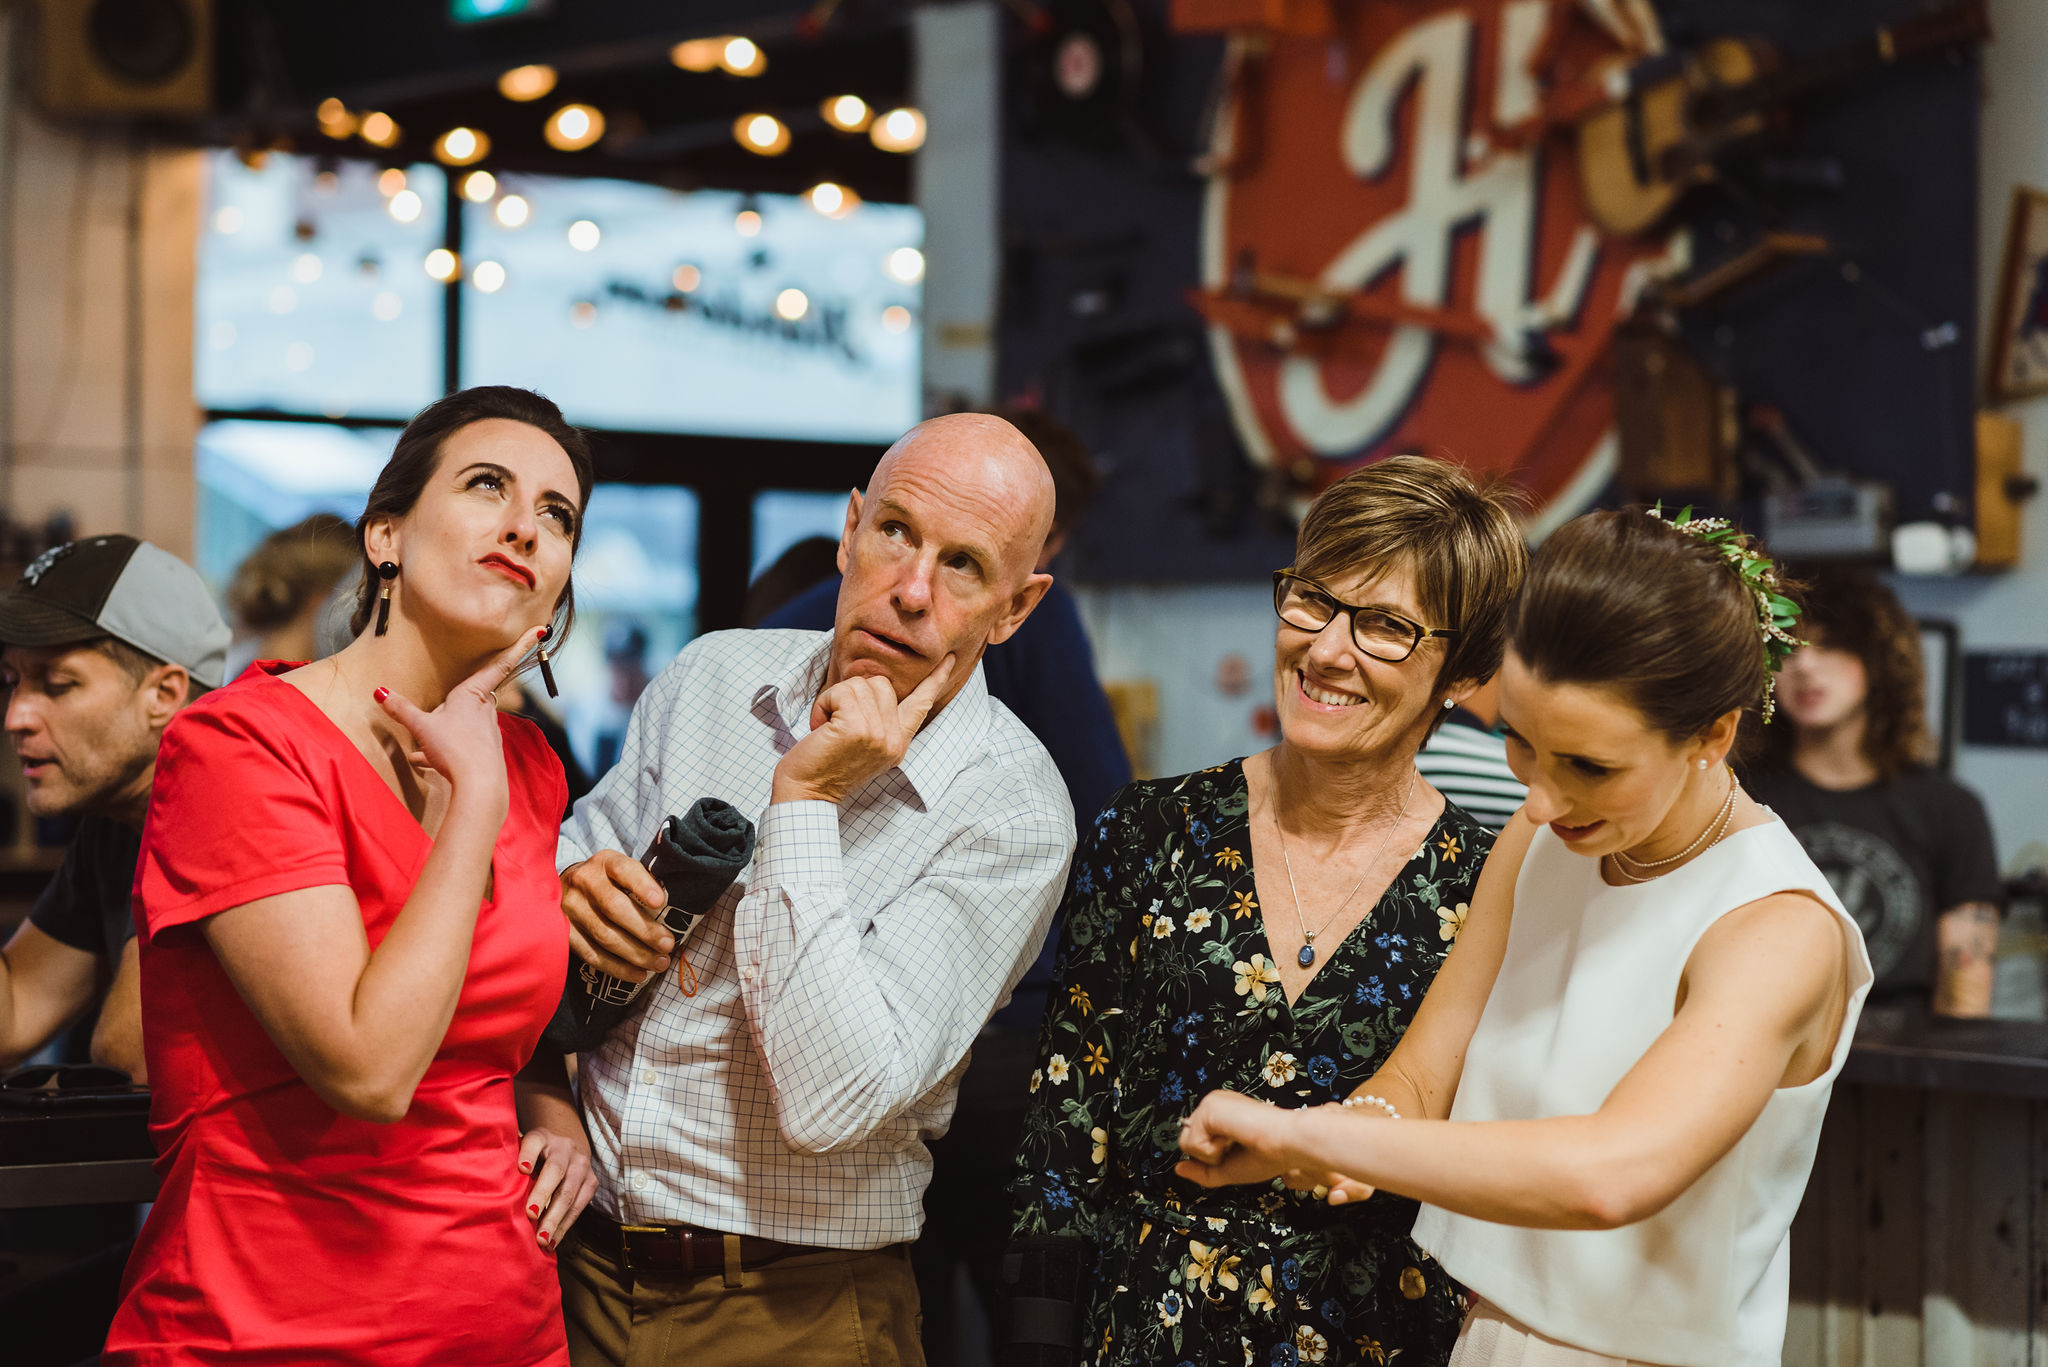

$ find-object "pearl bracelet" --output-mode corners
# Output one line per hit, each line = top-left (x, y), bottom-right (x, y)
(1342, 1093), (1401, 1121)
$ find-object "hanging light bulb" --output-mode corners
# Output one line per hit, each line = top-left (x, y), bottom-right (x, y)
(775, 288), (809, 321)
(472, 260), (507, 293)
(671, 38), (724, 72)
(460, 170), (497, 203)
(388, 189), (424, 224)
(672, 263), (702, 292)
(733, 113), (790, 156)
(567, 219), (601, 251)
(719, 37), (766, 77)
(544, 104), (605, 152)
(316, 98), (357, 140)
(424, 248), (460, 282)
(821, 95), (872, 132)
(881, 305), (913, 334)
(885, 246), (925, 284)
(807, 182), (860, 219)
(376, 167), (407, 197)
(734, 209), (763, 237)
(495, 194), (531, 228)
(498, 64), (557, 102)
(435, 127), (490, 166)
(359, 112), (401, 148)
(870, 107), (927, 153)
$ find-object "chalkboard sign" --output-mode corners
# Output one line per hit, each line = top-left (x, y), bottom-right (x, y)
(1963, 653), (2048, 748)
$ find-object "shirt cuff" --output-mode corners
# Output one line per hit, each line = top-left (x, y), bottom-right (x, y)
(751, 800), (844, 898)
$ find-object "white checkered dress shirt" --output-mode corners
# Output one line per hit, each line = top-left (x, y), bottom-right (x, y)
(559, 628), (1073, 1250)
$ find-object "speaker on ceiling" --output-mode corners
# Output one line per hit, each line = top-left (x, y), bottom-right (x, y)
(33, 0), (212, 117)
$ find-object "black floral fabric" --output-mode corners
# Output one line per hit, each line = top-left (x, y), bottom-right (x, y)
(1011, 759), (1492, 1367)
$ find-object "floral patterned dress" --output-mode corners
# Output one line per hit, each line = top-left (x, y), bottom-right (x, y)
(1011, 760), (1492, 1367)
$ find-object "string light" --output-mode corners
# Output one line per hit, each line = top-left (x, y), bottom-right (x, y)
(672, 264), (701, 292)
(567, 219), (601, 251)
(435, 127), (490, 166)
(775, 288), (809, 321)
(388, 189), (423, 223)
(885, 246), (925, 283)
(498, 64), (557, 102)
(473, 260), (507, 293)
(870, 107), (927, 153)
(807, 182), (859, 218)
(359, 112), (401, 148)
(495, 194), (531, 228)
(372, 291), (403, 321)
(571, 300), (597, 327)
(735, 209), (763, 236)
(821, 95), (872, 132)
(733, 113), (790, 156)
(720, 37), (766, 76)
(460, 171), (497, 203)
(212, 205), (243, 234)
(881, 305), (912, 334)
(291, 253), (323, 284)
(544, 104), (605, 152)
(377, 168), (407, 197)
(424, 249), (459, 282)
(670, 38), (723, 72)
(316, 98), (357, 140)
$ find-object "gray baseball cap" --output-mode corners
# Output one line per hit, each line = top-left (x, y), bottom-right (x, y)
(0, 535), (231, 688)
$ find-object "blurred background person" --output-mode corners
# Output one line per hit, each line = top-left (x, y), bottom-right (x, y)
(567, 619), (652, 781)
(761, 406), (1131, 1363)
(222, 513), (357, 678)
(0, 533), (228, 1367)
(742, 536), (842, 628)
(1750, 565), (2002, 1017)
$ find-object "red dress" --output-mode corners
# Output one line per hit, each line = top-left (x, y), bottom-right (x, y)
(105, 664), (572, 1366)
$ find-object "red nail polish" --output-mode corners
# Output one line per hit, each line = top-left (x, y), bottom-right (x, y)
(519, 1162), (532, 1173)
(538, 1230), (551, 1244)
(373, 687), (389, 703)
(528, 1204), (540, 1216)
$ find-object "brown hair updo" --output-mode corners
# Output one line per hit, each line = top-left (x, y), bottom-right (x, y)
(228, 513), (357, 633)
(1293, 453), (1530, 701)
(348, 386), (595, 641)
(1507, 509), (1782, 747)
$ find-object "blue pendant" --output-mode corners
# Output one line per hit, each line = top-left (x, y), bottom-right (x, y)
(1298, 945), (1316, 968)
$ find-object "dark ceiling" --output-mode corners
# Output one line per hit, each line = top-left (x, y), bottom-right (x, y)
(209, 0), (916, 201)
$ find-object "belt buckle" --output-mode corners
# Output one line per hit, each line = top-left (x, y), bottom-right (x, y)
(619, 1223), (683, 1275)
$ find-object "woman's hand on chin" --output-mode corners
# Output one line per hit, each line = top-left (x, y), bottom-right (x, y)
(374, 625), (544, 812)
(517, 1120), (598, 1254)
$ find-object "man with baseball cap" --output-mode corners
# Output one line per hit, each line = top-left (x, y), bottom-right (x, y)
(0, 534), (228, 1081)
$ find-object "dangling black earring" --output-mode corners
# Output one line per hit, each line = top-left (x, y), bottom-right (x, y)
(373, 562), (398, 636)
(537, 625), (558, 698)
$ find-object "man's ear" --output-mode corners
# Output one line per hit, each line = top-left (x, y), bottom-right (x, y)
(836, 488), (862, 576)
(142, 664), (192, 729)
(986, 571), (1054, 647)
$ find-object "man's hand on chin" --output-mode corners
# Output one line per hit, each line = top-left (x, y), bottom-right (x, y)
(772, 654), (957, 806)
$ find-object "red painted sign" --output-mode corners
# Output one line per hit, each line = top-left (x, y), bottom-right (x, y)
(1196, 0), (1673, 529)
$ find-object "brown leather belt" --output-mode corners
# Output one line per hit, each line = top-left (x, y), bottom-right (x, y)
(572, 1207), (821, 1276)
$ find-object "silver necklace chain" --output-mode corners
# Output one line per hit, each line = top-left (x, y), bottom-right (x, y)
(1608, 776), (1739, 883)
(1273, 764), (1420, 967)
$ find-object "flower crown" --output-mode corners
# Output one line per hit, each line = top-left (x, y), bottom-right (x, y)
(1646, 505), (1803, 723)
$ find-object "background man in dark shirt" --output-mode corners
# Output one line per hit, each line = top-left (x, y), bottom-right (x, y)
(0, 535), (229, 1079)
(1750, 566), (2002, 1015)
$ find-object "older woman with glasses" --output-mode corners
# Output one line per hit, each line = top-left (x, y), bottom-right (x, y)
(1004, 456), (1527, 1367)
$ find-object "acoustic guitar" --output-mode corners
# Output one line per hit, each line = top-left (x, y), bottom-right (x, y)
(1577, 0), (1989, 238)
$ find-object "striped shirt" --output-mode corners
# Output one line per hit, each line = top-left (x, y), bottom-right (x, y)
(1418, 713), (1526, 832)
(558, 629), (1074, 1250)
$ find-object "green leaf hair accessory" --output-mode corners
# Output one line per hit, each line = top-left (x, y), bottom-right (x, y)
(1646, 504), (1804, 723)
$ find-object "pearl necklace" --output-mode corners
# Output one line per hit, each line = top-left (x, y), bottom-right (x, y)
(1608, 778), (1738, 883)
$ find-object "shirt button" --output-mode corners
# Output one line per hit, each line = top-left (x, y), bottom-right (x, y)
(741, 967), (757, 985)
(631, 1173), (650, 1192)
(640, 1067), (659, 1086)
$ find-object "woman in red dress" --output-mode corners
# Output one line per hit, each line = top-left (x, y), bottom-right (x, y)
(106, 387), (600, 1366)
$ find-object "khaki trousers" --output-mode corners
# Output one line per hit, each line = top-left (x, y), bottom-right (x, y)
(560, 1225), (926, 1367)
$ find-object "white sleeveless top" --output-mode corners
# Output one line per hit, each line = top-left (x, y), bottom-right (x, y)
(1411, 819), (1872, 1367)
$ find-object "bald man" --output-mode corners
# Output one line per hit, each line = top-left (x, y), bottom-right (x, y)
(550, 414), (1076, 1367)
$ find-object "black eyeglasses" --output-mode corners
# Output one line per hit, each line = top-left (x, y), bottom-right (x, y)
(1271, 569), (1459, 663)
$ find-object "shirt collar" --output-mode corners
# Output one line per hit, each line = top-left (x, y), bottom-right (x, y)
(753, 634), (992, 808)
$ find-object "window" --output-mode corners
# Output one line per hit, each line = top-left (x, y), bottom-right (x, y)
(461, 175), (922, 441)
(197, 153), (446, 419)
(751, 488), (852, 580)
(193, 419), (392, 590)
